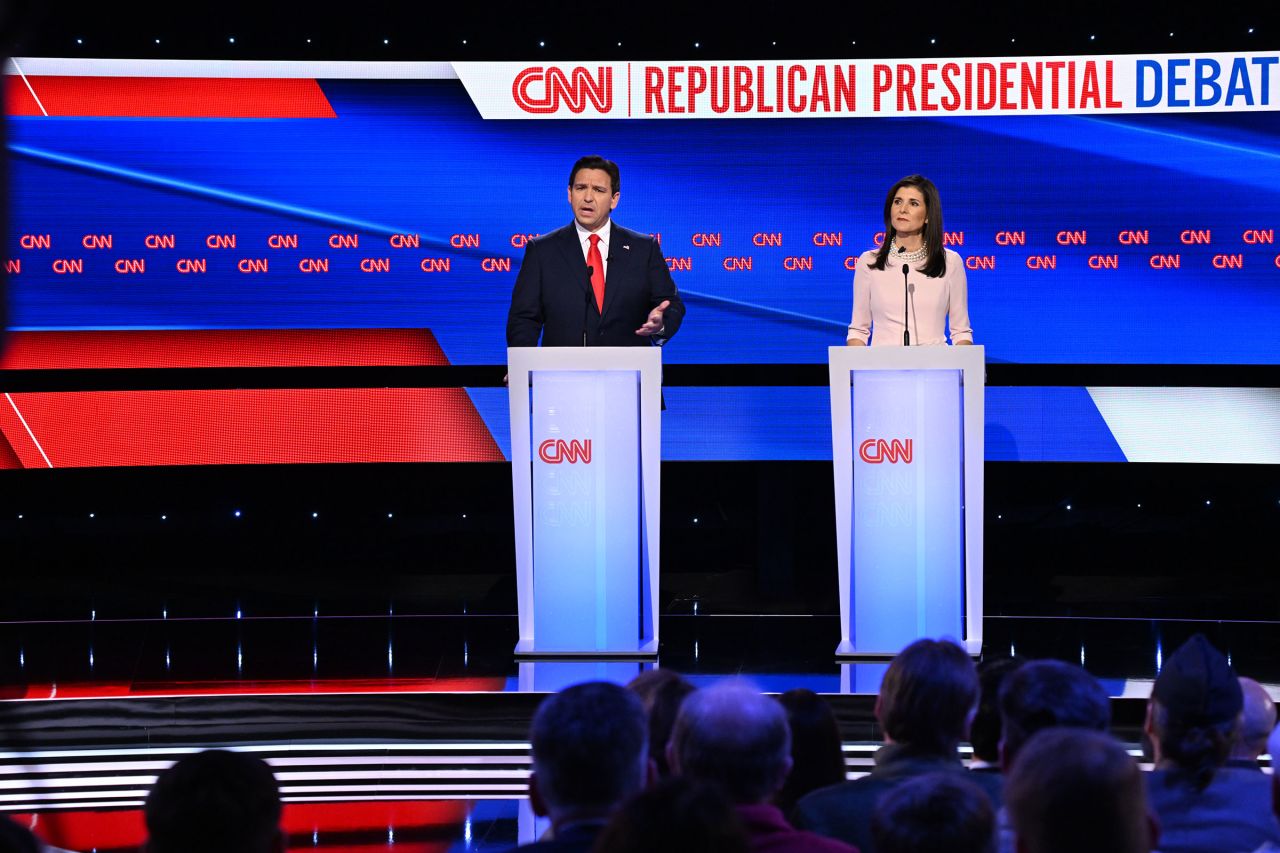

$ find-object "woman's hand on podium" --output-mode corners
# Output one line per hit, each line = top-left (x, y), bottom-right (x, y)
(846, 338), (867, 346)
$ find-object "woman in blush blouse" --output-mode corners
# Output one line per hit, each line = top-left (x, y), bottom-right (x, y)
(846, 175), (973, 347)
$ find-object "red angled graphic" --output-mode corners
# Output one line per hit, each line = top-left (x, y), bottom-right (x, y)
(6, 76), (336, 118)
(0, 329), (504, 468)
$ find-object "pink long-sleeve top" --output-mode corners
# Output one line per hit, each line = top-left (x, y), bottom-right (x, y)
(846, 247), (973, 346)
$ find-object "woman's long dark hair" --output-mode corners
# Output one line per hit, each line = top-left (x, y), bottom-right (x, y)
(869, 174), (947, 278)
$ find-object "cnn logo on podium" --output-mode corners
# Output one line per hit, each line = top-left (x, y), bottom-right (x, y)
(858, 438), (913, 464)
(538, 439), (593, 464)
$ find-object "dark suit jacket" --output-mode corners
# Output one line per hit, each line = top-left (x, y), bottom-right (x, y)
(506, 221), (685, 348)
(791, 744), (1003, 853)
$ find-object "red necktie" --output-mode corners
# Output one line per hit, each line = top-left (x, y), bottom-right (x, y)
(587, 234), (605, 313)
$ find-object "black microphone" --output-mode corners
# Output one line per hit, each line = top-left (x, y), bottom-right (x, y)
(899, 246), (911, 346)
(583, 264), (594, 346)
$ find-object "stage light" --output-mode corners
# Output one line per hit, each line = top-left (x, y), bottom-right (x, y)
(695, 42), (701, 48)
(234, 510), (242, 517)
(462, 513), (468, 518)
(930, 38), (936, 44)
(1137, 503), (1141, 508)
(154, 39), (160, 45)
(307, 39), (312, 44)
(1169, 32), (1174, 37)
(383, 39), (389, 45)
(1010, 38), (1016, 43)
(312, 511), (319, 518)
(997, 514), (1002, 519)
(539, 41), (545, 47)
(229, 37), (236, 44)
(463, 40), (468, 44)
(693, 517), (699, 523)
(1249, 27), (1255, 34)
(1205, 500), (1211, 506)
(1090, 35), (1096, 40)
(89, 512), (95, 518)
(16, 514), (22, 519)
(1066, 504), (1072, 510)
(161, 514), (167, 520)
(76, 38), (83, 45)
(387, 512), (394, 518)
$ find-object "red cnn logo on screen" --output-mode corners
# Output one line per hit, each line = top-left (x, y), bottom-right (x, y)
(513, 67), (613, 114)
(858, 438), (913, 464)
(538, 439), (593, 464)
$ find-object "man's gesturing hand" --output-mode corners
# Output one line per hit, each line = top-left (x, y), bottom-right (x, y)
(635, 300), (671, 336)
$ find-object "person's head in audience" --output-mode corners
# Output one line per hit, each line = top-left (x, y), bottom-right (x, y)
(998, 659), (1111, 769)
(870, 772), (996, 853)
(1146, 633), (1242, 790)
(144, 749), (284, 853)
(1005, 728), (1155, 853)
(1269, 723), (1280, 819)
(669, 680), (791, 805)
(773, 688), (847, 814)
(971, 657), (1024, 768)
(529, 681), (650, 830)
(876, 638), (979, 756)
(1231, 676), (1276, 764)
(627, 668), (696, 779)
(0, 819), (40, 853)
(592, 776), (751, 853)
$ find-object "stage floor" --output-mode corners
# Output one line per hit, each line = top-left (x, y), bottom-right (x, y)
(0, 613), (1276, 850)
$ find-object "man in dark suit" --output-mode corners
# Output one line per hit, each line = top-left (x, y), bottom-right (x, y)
(514, 681), (651, 853)
(506, 155), (685, 348)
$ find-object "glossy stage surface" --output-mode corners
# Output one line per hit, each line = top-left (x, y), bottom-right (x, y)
(1, 613), (1277, 850)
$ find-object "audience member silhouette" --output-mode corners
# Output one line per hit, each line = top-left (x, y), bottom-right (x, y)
(870, 772), (996, 853)
(627, 668), (697, 779)
(1254, 724), (1280, 853)
(994, 658), (1112, 853)
(1005, 728), (1155, 853)
(670, 681), (856, 852)
(0, 819), (40, 853)
(592, 776), (751, 853)
(519, 682), (650, 853)
(1229, 677), (1276, 769)
(792, 638), (1000, 853)
(970, 658), (1024, 772)
(998, 659), (1111, 769)
(774, 688), (848, 816)
(143, 749), (284, 853)
(1144, 633), (1280, 853)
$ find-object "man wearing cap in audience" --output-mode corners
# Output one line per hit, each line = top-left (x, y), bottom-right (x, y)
(1145, 633), (1280, 853)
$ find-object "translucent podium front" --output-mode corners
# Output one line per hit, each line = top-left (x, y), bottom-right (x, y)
(829, 346), (985, 657)
(507, 347), (662, 657)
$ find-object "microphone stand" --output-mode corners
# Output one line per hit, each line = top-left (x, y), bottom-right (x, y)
(898, 245), (911, 346)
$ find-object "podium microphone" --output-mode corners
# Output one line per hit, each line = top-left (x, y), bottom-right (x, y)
(583, 265), (594, 346)
(899, 246), (911, 346)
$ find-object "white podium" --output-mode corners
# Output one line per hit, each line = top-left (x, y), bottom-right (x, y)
(507, 347), (662, 657)
(829, 346), (985, 657)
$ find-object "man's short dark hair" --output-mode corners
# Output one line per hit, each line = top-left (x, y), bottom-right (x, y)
(530, 681), (648, 815)
(569, 155), (620, 195)
(1005, 729), (1151, 853)
(671, 681), (791, 804)
(871, 772), (996, 853)
(999, 659), (1111, 765)
(144, 750), (282, 853)
(877, 638), (979, 755)
(593, 776), (751, 853)
(971, 657), (1025, 764)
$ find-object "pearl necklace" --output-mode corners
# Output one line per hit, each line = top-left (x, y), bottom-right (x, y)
(888, 239), (928, 263)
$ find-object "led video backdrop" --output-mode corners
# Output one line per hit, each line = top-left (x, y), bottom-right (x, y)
(2, 55), (1278, 466)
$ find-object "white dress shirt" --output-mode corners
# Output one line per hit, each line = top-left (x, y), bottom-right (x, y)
(574, 220), (610, 282)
